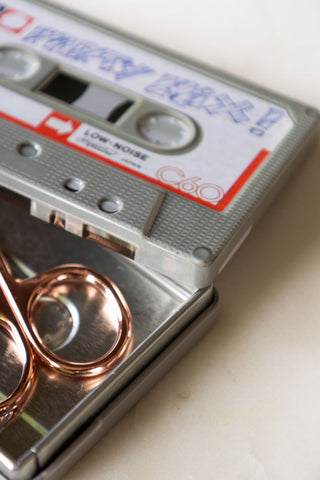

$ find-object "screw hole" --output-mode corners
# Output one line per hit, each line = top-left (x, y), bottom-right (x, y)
(64, 177), (85, 193)
(17, 141), (41, 158)
(99, 197), (122, 214)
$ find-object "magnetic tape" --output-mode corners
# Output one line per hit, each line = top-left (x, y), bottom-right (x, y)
(0, 1), (318, 479)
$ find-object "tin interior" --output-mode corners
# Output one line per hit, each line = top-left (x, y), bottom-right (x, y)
(0, 197), (212, 480)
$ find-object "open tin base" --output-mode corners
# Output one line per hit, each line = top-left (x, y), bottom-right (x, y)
(0, 197), (217, 480)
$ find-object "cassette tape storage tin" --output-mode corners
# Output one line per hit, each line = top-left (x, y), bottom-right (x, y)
(0, 1), (318, 478)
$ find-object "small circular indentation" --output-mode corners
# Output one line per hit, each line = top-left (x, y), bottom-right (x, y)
(192, 246), (214, 266)
(0, 47), (40, 80)
(17, 141), (41, 158)
(99, 197), (122, 214)
(64, 177), (85, 193)
(305, 107), (320, 119)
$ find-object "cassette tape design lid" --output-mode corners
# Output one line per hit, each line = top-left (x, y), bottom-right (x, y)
(0, 0), (318, 289)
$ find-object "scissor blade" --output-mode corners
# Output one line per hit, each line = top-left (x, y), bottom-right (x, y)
(0, 271), (30, 340)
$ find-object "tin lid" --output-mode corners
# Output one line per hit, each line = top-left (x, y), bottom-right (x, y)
(0, 0), (318, 289)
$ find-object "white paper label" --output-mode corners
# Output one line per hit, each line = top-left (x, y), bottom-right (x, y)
(0, 1), (294, 210)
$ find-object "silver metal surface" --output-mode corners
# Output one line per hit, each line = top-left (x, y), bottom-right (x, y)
(0, 198), (212, 480)
(34, 294), (219, 480)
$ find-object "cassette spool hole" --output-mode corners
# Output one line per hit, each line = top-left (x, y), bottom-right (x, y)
(138, 113), (196, 149)
(0, 48), (40, 80)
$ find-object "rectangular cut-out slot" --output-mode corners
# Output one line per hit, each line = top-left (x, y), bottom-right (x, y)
(83, 226), (136, 259)
(38, 72), (133, 123)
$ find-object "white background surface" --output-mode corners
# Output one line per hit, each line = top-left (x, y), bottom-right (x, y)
(46, 1), (320, 479)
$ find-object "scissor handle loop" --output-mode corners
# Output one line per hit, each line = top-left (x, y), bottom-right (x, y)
(0, 256), (132, 421)
(24, 265), (132, 377)
(0, 317), (35, 417)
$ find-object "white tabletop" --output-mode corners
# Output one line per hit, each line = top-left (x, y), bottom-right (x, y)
(46, 1), (320, 478)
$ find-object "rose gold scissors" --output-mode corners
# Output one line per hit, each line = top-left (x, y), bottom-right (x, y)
(0, 250), (132, 420)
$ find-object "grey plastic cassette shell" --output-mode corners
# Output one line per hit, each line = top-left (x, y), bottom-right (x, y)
(0, 0), (318, 290)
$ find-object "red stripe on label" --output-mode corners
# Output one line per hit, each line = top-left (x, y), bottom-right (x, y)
(213, 149), (270, 211)
(0, 109), (270, 212)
